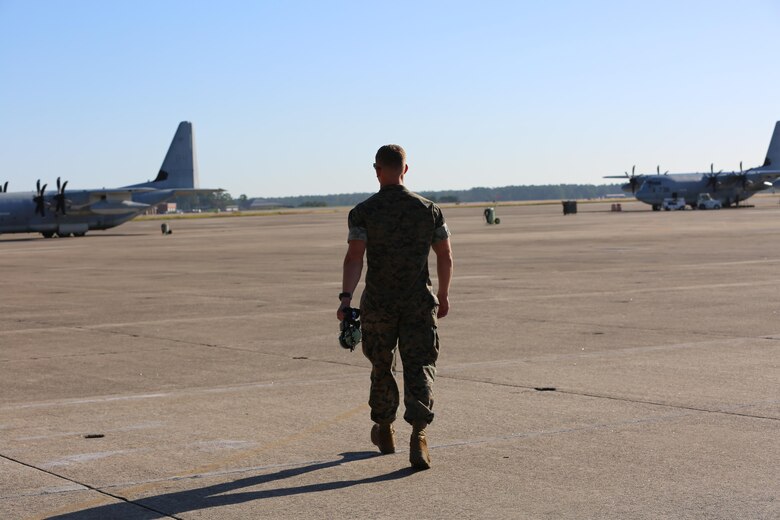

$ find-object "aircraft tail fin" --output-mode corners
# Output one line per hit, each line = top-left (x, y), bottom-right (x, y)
(127, 121), (200, 189)
(761, 121), (780, 169)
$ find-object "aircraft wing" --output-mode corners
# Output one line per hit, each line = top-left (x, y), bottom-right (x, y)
(65, 188), (159, 214)
(167, 188), (225, 196)
(751, 170), (780, 187)
(76, 188), (158, 196)
(67, 187), (221, 201)
(749, 169), (780, 176)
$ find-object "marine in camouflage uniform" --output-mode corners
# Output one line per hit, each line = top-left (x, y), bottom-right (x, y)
(338, 144), (453, 469)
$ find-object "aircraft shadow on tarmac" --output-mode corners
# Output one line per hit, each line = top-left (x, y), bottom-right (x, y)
(0, 232), (147, 243)
(49, 451), (415, 519)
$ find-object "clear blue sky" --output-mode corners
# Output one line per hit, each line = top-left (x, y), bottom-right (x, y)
(2, 1), (780, 198)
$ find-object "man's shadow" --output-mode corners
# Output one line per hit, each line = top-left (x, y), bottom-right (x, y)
(49, 452), (415, 519)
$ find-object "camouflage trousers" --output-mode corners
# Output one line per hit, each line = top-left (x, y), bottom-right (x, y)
(360, 299), (439, 426)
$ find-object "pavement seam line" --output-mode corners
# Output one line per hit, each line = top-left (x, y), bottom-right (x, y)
(10, 403), (368, 520)
(439, 374), (780, 422)
(0, 452), (182, 520)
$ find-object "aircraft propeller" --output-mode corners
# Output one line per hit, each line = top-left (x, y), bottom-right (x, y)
(733, 161), (752, 190)
(705, 163), (723, 192)
(53, 177), (69, 215)
(604, 165), (643, 193)
(33, 180), (47, 216)
(1, 181), (7, 193)
(656, 165), (668, 175)
(623, 165), (641, 193)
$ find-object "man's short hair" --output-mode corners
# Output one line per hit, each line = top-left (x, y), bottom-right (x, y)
(375, 144), (406, 171)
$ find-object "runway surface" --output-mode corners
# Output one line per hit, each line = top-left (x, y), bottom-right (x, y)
(1, 198), (778, 519)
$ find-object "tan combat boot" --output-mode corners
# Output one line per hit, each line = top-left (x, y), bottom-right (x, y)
(371, 423), (396, 454)
(409, 421), (431, 470)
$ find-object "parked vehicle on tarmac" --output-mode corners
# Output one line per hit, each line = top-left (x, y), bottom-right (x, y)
(697, 193), (722, 210)
(662, 197), (686, 211)
(484, 207), (501, 224)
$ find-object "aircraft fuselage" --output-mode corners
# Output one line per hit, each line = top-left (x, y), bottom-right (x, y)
(635, 174), (741, 209)
(608, 121), (780, 210)
(0, 190), (180, 236)
(0, 122), (219, 238)
(632, 169), (776, 210)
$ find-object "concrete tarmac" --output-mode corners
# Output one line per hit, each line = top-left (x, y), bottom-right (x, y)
(1, 197), (778, 519)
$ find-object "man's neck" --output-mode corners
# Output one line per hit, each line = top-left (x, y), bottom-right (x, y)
(380, 179), (403, 188)
(379, 171), (404, 188)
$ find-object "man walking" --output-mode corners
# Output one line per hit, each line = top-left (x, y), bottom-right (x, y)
(337, 144), (453, 470)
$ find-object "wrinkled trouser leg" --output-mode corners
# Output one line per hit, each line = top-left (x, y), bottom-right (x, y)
(398, 305), (439, 426)
(361, 309), (400, 424)
(362, 302), (439, 426)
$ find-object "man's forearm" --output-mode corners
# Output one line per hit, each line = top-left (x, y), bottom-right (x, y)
(342, 258), (363, 297)
(436, 254), (453, 297)
(433, 239), (453, 296)
(432, 239), (453, 318)
(338, 240), (367, 318)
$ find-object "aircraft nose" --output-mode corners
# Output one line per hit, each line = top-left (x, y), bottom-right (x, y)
(635, 184), (650, 198)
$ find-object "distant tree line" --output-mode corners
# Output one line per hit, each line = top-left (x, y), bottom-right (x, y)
(246, 184), (624, 208)
(172, 184), (624, 211)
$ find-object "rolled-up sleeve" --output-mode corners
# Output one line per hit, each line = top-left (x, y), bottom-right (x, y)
(431, 205), (450, 244)
(432, 222), (451, 243)
(347, 207), (368, 242)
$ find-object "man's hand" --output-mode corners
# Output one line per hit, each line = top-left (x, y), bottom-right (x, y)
(437, 293), (449, 318)
(336, 299), (351, 321)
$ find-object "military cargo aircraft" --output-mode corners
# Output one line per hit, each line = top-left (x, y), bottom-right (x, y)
(0, 121), (221, 238)
(605, 121), (780, 210)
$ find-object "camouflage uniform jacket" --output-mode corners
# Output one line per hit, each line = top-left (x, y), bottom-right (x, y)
(348, 184), (450, 310)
